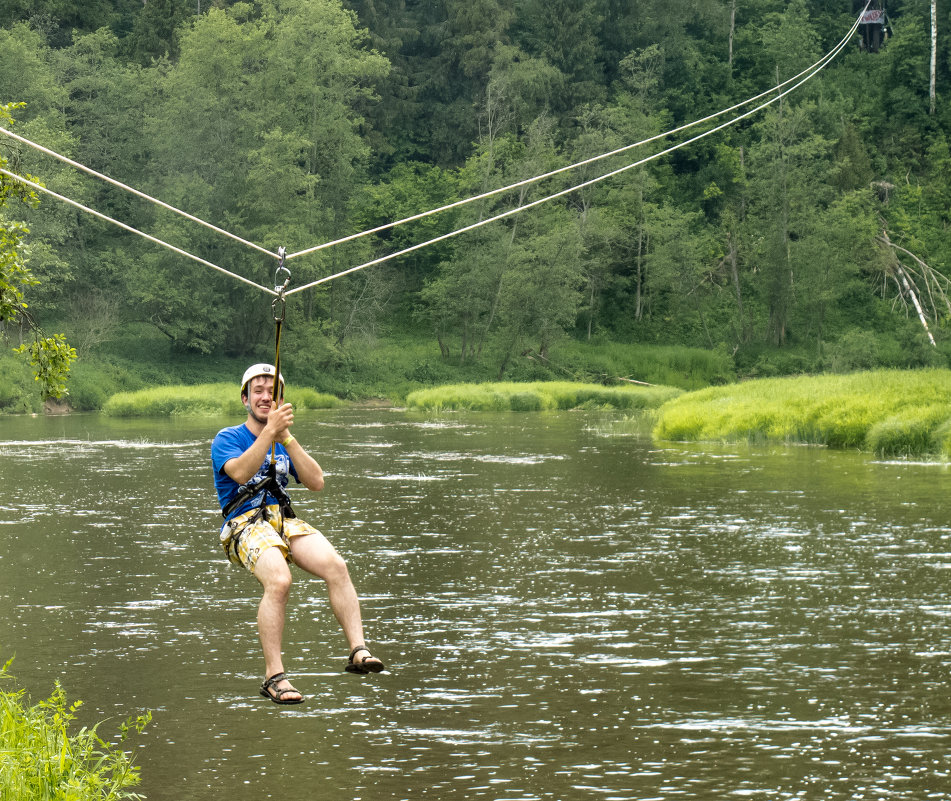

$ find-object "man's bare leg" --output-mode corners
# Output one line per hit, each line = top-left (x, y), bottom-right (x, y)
(289, 532), (384, 670)
(253, 547), (303, 701)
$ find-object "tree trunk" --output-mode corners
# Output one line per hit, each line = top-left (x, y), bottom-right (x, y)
(635, 209), (646, 321)
(436, 331), (450, 359)
(726, 232), (746, 341)
(930, 0), (938, 115)
(587, 278), (595, 340)
(728, 0), (736, 73)
(897, 265), (937, 347)
(476, 196), (522, 357)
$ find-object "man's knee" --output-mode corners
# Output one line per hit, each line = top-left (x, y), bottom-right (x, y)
(257, 548), (293, 596)
(324, 551), (350, 583)
(310, 548), (349, 585)
(268, 570), (293, 597)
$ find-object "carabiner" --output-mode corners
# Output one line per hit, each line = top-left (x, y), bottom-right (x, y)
(274, 247), (291, 295)
(271, 294), (286, 322)
(272, 247), (290, 322)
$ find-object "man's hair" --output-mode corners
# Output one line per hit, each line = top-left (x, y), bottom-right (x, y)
(242, 374), (283, 401)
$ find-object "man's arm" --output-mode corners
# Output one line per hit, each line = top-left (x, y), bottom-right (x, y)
(222, 402), (293, 484)
(222, 429), (275, 486)
(282, 437), (324, 491)
(222, 403), (324, 491)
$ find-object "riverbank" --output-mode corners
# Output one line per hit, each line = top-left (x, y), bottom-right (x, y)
(652, 368), (951, 458)
(102, 383), (345, 417)
(0, 334), (733, 414)
(99, 380), (682, 416)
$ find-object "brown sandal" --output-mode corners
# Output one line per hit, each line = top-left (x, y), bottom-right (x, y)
(345, 645), (385, 674)
(260, 672), (304, 704)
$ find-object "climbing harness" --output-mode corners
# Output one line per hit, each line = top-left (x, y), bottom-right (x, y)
(221, 481), (297, 563)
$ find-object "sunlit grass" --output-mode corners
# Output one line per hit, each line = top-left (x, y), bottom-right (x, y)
(0, 660), (150, 800)
(103, 383), (345, 417)
(405, 380), (682, 412)
(653, 369), (951, 458)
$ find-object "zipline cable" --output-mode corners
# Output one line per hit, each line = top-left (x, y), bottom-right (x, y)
(0, 124), (279, 261)
(284, 8), (863, 298)
(0, 167), (277, 296)
(283, 0), (871, 263)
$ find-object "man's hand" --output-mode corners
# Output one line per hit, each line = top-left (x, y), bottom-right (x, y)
(264, 402), (294, 443)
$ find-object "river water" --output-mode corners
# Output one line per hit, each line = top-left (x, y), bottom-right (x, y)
(1, 409), (949, 800)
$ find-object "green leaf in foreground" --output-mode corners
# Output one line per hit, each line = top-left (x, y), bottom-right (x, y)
(0, 661), (151, 800)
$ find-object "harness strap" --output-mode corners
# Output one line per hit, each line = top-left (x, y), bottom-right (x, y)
(223, 466), (297, 562)
(225, 503), (268, 563)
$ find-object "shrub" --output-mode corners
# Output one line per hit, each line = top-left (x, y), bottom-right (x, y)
(0, 353), (41, 413)
(555, 340), (735, 389)
(827, 329), (881, 373)
(0, 660), (151, 800)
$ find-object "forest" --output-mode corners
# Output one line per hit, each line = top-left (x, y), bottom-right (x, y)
(1, 0), (951, 407)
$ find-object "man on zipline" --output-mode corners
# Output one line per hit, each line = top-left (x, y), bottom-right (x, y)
(211, 363), (384, 704)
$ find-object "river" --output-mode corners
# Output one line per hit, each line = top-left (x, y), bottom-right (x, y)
(1, 409), (949, 800)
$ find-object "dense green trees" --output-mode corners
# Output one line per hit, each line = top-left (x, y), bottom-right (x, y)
(1, 0), (950, 391)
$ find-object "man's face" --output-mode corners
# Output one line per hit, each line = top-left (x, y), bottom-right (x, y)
(244, 376), (280, 422)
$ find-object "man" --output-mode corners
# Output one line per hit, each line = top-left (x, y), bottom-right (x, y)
(211, 363), (384, 705)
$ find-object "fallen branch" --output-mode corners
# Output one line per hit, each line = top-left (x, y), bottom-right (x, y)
(875, 227), (950, 347)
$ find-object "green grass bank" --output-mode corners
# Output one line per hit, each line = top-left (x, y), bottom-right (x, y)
(102, 383), (344, 417)
(652, 368), (951, 458)
(405, 381), (682, 412)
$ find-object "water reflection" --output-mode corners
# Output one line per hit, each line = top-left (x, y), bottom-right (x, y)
(1, 410), (950, 800)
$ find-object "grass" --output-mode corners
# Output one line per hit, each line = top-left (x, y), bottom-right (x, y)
(0, 660), (150, 800)
(102, 383), (345, 417)
(652, 368), (951, 458)
(405, 380), (682, 412)
(553, 340), (736, 389)
(5, 320), (743, 411)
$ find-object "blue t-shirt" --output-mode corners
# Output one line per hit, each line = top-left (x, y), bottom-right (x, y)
(211, 423), (299, 521)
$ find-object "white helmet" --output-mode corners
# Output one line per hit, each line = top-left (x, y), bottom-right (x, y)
(241, 363), (285, 396)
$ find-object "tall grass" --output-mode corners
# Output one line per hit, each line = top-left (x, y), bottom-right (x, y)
(0, 352), (43, 413)
(0, 660), (151, 800)
(553, 340), (735, 389)
(405, 380), (682, 412)
(653, 368), (951, 458)
(103, 383), (345, 417)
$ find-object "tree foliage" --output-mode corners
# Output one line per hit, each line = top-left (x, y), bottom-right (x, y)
(1, 0), (951, 392)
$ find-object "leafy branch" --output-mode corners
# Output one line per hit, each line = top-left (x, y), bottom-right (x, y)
(0, 102), (77, 401)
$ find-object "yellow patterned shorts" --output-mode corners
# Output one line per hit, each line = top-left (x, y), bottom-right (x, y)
(219, 505), (321, 574)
